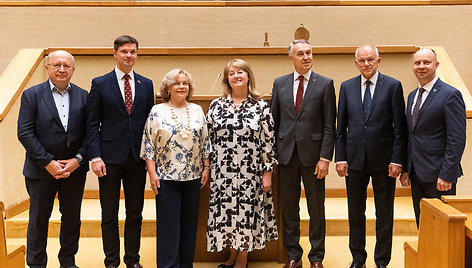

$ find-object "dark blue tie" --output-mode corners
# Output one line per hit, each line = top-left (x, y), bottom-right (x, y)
(363, 80), (372, 118)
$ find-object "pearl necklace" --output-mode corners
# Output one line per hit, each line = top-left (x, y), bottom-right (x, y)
(169, 102), (191, 139)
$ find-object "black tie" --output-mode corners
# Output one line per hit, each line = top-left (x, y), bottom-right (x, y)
(411, 87), (426, 126)
(363, 80), (372, 118)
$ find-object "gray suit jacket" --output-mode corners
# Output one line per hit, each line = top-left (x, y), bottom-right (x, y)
(271, 71), (336, 167)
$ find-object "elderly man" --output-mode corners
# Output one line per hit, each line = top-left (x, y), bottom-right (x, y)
(271, 39), (336, 268)
(400, 48), (466, 228)
(18, 50), (88, 268)
(335, 45), (407, 268)
(87, 35), (154, 268)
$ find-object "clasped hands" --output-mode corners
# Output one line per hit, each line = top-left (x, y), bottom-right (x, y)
(46, 158), (80, 179)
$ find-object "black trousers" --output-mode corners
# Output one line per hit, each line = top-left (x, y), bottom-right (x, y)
(25, 172), (86, 268)
(99, 154), (146, 267)
(278, 148), (325, 263)
(156, 179), (201, 268)
(346, 162), (395, 266)
(409, 165), (456, 228)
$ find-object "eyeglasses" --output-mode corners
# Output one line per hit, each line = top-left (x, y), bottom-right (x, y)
(47, 64), (73, 70)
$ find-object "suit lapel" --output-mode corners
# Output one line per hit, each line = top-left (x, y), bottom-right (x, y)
(67, 84), (77, 131)
(285, 74), (296, 116)
(108, 71), (128, 114)
(132, 71), (142, 114)
(352, 75), (364, 121)
(406, 89), (415, 129)
(414, 79), (442, 129)
(40, 81), (63, 129)
(298, 72), (316, 118)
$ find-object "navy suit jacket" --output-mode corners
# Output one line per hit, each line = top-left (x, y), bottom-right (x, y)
(18, 81), (89, 179)
(271, 71), (336, 166)
(335, 73), (407, 171)
(87, 70), (154, 164)
(405, 78), (466, 183)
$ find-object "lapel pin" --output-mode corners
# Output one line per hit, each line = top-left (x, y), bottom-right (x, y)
(433, 88), (437, 92)
(137, 80), (141, 84)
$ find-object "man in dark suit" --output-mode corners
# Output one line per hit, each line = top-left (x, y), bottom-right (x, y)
(335, 45), (408, 268)
(87, 35), (154, 268)
(271, 39), (336, 268)
(400, 48), (466, 228)
(17, 50), (88, 268)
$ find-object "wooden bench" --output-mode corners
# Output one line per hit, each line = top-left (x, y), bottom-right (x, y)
(404, 198), (467, 268)
(441, 196), (472, 268)
(0, 201), (25, 268)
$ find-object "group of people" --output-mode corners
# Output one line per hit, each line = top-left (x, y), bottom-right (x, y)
(16, 35), (466, 268)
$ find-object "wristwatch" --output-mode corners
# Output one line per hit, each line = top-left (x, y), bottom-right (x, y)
(74, 153), (83, 165)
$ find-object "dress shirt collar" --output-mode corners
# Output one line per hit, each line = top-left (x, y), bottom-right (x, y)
(294, 69), (312, 82)
(361, 71), (379, 86)
(115, 66), (135, 81)
(48, 79), (71, 94)
(418, 76), (438, 93)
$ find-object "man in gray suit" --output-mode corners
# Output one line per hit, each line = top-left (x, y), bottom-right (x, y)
(271, 39), (336, 268)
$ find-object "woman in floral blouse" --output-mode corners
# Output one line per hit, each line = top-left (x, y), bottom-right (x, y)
(140, 69), (210, 268)
(206, 59), (278, 268)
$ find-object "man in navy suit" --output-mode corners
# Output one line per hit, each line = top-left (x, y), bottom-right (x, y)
(271, 39), (336, 268)
(400, 48), (466, 228)
(18, 50), (88, 268)
(87, 35), (154, 268)
(335, 45), (407, 268)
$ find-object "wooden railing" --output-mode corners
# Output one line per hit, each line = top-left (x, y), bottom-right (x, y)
(0, 201), (25, 268)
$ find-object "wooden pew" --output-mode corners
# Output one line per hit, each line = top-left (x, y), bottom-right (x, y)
(441, 196), (472, 268)
(0, 201), (25, 268)
(404, 198), (467, 268)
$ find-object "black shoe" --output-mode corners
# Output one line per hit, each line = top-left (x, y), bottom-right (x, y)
(218, 264), (235, 268)
(377, 265), (387, 268)
(349, 263), (366, 268)
(106, 265), (118, 268)
(127, 264), (143, 268)
(60, 266), (79, 268)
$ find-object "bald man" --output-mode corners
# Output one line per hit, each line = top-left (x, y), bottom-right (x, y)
(18, 50), (88, 268)
(336, 45), (407, 268)
(400, 48), (466, 228)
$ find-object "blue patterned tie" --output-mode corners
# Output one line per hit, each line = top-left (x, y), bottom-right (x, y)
(411, 87), (426, 126)
(363, 80), (372, 118)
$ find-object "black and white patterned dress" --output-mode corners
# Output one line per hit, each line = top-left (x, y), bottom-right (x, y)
(206, 95), (278, 252)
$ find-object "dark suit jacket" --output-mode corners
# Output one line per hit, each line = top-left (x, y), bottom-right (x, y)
(405, 78), (466, 183)
(17, 81), (89, 179)
(335, 73), (407, 171)
(271, 71), (336, 167)
(87, 70), (154, 164)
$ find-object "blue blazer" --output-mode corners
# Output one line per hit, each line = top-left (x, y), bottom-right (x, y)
(17, 81), (89, 179)
(405, 78), (466, 183)
(87, 70), (154, 164)
(335, 73), (407, 171)
(271, 71), (336, 166)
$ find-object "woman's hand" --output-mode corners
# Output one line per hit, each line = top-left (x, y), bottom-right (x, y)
(201, 166), (210, 189)
(149, 173), (160, 195)
(262, 171), (272, 193)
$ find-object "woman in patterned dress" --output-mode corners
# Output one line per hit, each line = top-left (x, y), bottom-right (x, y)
(140, 69), (210, 268)
(206, 59), (278, 268)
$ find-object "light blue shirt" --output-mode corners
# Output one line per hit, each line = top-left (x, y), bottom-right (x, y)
(49, 80), (70, 131)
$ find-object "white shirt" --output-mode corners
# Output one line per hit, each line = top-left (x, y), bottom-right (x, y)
(292, 70), (312, 106)
(115, 66), (136, 102)
(361, 71), (379, 102)
(411, 76), (438, 114)
(49, 80), (70, 131)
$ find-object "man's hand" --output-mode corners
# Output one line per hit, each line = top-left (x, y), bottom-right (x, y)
(262, 171), (272, 192)
(45, 160), (68, 179)
(92, 159), (107, 177)
(336, 163), (348, 177)
(388, 164), (402, 178)
(437, 178), (452, 191)
(399, 172), (410, 187)
(57, 158), (80, 177)
(314, 160), (329, 179)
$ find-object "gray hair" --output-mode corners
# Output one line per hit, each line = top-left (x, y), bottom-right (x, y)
(288, 39), (311, 55)
(355, 45), (379, 58)
(159, 69), (194, 102)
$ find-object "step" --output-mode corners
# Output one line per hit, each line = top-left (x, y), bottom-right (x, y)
(5, 197), (418, 238)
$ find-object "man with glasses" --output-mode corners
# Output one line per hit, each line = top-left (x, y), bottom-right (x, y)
(18, 50), (88, 268)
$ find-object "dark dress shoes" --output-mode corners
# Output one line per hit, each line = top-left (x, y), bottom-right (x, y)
(218, 264), (235, 268)
(349, 263), (366, 268)
(60, 266), (79, 268)
(283, 259), (303, 268)
(127, 264), (143, 268)
(377, 265), (387, 268)
(311, 261), (324, 268)
(106, 265), (118, 268)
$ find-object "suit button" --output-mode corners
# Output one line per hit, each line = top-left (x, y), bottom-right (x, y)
(364, 125), (367, 128)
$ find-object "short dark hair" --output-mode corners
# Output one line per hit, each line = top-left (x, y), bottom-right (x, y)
(114, 35), (139, 51)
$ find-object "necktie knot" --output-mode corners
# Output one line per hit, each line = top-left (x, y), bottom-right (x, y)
(419, 87), (425, 94)
(365, 80), (372, 86)
(123, 74), (130, 81)
(298, 75), (304, 82)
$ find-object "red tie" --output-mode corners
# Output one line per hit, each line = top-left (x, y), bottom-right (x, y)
(123, 74), (133, 113)
(295, 75), (304, 115)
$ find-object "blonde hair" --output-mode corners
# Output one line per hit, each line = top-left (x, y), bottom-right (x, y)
(222, 59), (262, 100)
(159, 69), (194, 102)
